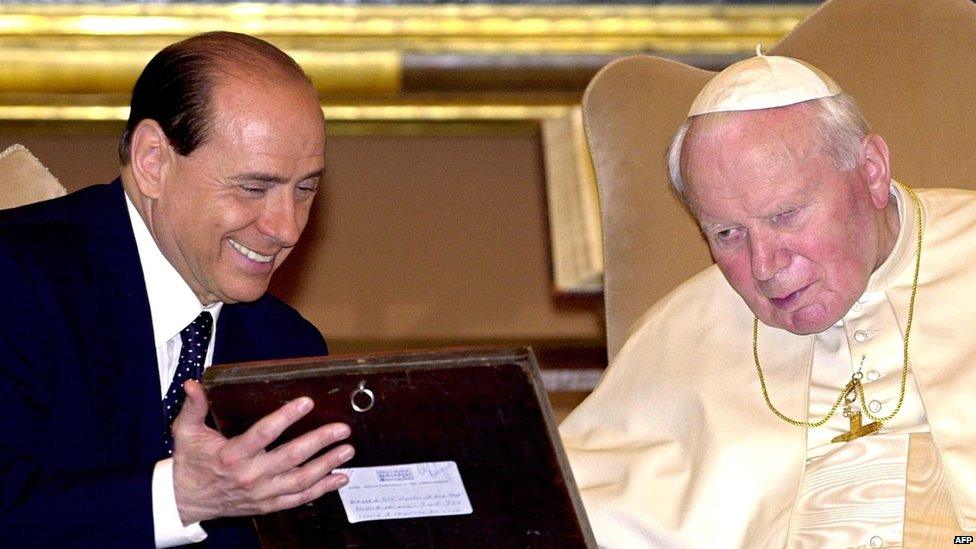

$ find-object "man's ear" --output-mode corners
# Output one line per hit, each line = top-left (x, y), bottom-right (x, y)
(129, 119), (174, 200)
(859, 133), (892, 210)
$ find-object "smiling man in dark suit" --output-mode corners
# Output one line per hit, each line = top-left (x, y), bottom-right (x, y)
(0, 32), (354, 547)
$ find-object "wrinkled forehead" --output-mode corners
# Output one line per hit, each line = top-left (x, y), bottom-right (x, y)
(681, 106), (827, 208)
(689, 102), (819, 143)
(684, 104), (824, 169)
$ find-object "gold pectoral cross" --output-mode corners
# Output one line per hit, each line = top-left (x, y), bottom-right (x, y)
(831, 382), (882, 443)
(832, 410), (882, 443)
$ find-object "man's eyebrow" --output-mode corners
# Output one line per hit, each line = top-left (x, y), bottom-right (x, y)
(228, 169), (324, 184)
(698, 220), (726, 233)
(228, 172), (287, 184)
(302, 169), (325, 183)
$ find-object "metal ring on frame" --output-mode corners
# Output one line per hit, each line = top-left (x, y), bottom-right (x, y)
(350, 380), (375, 413)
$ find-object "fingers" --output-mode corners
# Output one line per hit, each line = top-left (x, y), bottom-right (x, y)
(269, 471), (351, 511)
(263, 444), (355, 509)
(235, 422), (353, 503)
(274, 440), (354, 495)
(225, 396), (315, 459)
(262, 423), (352, 473)
(172, 395), (356, 522)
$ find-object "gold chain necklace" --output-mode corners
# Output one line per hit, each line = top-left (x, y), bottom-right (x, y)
(752, 185), (923, 437)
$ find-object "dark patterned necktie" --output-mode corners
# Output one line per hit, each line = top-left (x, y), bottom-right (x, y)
(162, 311), (213, 455)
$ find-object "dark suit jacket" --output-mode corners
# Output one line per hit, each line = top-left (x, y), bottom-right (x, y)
(0, 181), (327, 547)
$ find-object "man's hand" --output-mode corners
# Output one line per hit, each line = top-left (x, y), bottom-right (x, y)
(171, 380), (355, 525)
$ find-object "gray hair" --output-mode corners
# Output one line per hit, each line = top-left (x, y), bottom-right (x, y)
(666, 93), (870, 204)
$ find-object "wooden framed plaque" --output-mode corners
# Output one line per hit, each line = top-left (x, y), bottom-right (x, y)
(203, 347), (595, 548)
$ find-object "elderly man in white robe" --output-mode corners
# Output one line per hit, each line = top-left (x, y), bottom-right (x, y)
(560, 53), (976, 548)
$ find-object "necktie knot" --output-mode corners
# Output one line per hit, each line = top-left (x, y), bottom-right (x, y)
(180, 310), (214, 357)
(162, 311), (214, 455)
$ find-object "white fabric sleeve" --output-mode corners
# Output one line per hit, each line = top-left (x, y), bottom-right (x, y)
(152, 458), (208, 548)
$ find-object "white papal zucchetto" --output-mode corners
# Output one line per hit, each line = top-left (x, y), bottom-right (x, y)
(688, 49), (844, 117)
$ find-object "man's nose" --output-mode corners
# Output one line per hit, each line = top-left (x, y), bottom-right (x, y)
(749, 231), (788, 282)
(258, 190), (302, 248)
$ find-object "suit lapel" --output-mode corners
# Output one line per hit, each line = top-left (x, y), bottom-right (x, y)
(83, 182), (166, 461)
(214, 305), (257, 365)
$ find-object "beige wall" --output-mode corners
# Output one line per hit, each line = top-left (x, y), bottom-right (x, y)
(1, 123), (606, 373)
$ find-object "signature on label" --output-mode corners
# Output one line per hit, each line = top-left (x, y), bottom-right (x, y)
(416, 462), (453, 481)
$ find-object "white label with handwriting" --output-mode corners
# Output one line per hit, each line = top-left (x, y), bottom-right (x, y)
(334, 461), (473, 523)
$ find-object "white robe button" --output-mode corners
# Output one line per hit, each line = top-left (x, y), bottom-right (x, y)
(866, 369), (881, 381)
(869, 400), (883, 413)
(869, 535), (885, 548)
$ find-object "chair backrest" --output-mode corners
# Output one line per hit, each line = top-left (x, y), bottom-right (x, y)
(0, 144), (67, 210)
(583, 0), (976, 361)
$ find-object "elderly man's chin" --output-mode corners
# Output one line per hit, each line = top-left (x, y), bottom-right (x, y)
(761, 302), (840, 336)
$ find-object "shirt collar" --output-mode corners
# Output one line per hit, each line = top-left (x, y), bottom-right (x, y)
(862, 180), (923, 296)
(124, 191), (223, 348)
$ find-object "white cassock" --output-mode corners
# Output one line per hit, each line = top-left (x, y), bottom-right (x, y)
(559, 183), (976, 548)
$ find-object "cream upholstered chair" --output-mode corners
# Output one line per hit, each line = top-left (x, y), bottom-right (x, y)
(582, 0), (976, 541)
(0, 144), (67, 210)
(582, 0), (976, 362)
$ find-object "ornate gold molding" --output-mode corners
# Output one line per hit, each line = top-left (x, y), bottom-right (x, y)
(1, 4), (810, 46)
(0, 3), (812, 293)
(1, 3), (813, 107)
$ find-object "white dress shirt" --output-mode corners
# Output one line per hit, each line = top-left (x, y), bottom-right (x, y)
(125, 193), (223, 548)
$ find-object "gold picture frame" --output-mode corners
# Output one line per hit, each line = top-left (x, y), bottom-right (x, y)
(0, 3), (812, 293)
